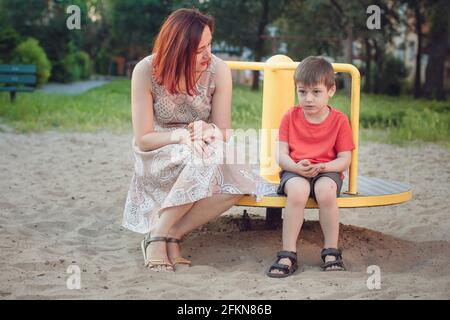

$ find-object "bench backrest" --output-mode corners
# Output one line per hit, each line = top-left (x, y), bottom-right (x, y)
(0, 64), (37, 86)
(226, 55), (361, 195)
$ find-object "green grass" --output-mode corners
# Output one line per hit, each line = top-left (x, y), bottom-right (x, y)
(231, 85), (263, 129)
(1, 80), (449, 145)
(0, 80), (131, 133)
(331, 93), (450, 145)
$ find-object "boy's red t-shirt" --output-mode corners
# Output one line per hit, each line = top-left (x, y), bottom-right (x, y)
(278, 105), (355, 165)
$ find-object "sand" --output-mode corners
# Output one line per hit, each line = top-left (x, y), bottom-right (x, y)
(0, 130), (449, 299)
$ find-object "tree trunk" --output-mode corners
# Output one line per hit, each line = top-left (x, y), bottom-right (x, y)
(342, 24), (353, 97)
(423, 40), (447, 101)
(364, 37), (372, 93)
(414, 1), (422, 98)
(423, 0), (448, 100)
(251, 0), (270, 91)
(373, 39), (382, 94)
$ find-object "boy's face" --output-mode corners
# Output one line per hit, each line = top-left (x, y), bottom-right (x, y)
(296, 82), (336, 116)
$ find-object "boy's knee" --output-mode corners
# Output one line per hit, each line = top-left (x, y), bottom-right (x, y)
(286, 189), (310, 206)
(288, 196), (308, 207)
(314, 180), (337, 204)
(285, 178), (310, 205)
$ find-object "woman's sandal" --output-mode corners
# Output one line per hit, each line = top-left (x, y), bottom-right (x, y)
(166, 237), (192, 267)
(320, 248), (346, 271)
(266, 250), (298, 278)
(141, 235), (174, 271)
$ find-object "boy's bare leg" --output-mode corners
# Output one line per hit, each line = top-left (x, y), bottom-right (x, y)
(314, 177), (341, 269)
(167, 194), (243, 261)
(145, 202), (194, 271)
(269, 177), (310, 275)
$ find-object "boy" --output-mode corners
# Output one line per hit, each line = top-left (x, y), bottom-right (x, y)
(266, 56), (355, 278)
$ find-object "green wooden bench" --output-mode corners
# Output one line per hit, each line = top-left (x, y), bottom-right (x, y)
(0, 64), (37, 102)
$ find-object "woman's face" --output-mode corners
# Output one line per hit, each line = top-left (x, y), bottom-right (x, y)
(195, 26), (212, 73)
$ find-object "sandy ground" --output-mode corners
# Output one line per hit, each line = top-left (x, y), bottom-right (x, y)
(0, 130), (449, 300)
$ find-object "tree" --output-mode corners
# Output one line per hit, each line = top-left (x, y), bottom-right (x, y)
(83, 0), (113, 66)
(275, 0), (343, 59)
(206, 0), (287, 90)
(13, 38), (52, 86)
(329, 0), (400, 95)
(412, 0), (424, 98)
(401, 0), (426, 98)
(423, 0), (449, 100)
(0, 0), (48, 38)
(109, 0), (179, 60)
(0, 26), (20, 63)
(0, 0), (90, 81)
(276, 0), (400, 95)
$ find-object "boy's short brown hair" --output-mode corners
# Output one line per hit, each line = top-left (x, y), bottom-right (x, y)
(294, 56), (335, 89)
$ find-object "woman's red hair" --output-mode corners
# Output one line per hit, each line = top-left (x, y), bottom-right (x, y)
(152, 8), (214, 96)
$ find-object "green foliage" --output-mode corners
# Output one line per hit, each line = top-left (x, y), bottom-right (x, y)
(77, 51), (93, 79)
(206, 0), (287, 60)
(0, 0), (48, 38)
(0, 26), (20, 62)
(1, 0), (89, 82)
(109, 0), (178, 56)
(93, 46), (110, 75)
(51, 43), (93, 82)
(52, 54), (80, 83)
(275, 0), (344, 58)
(12, 38), (52, 87)
(378, 54), (408, 96)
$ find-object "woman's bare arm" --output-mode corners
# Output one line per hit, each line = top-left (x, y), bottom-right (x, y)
(131, 59), (188, 152)
(209, 59), (233, 142)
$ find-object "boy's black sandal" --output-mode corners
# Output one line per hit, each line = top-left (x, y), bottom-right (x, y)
(266, 250), (298, 278)
(320, 248), (346, 271)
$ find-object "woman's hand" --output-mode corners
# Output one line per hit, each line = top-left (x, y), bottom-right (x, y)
(187, 120), (216, 144)
(178, 127), (211, 158)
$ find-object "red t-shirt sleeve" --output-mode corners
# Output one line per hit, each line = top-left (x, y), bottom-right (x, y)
(278, 110), (290, 142)
(335, 114), (355, 153)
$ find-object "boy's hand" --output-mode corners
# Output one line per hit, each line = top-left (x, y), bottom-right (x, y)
(299, 159), (310, 167)
(295, 160), (325, 178)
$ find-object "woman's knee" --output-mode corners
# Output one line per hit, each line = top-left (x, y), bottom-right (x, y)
(209, 193), (243, 204)
(226, 194), (244, 204)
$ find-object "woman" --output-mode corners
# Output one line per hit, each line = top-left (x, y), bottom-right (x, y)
(122, 8), (274, 272)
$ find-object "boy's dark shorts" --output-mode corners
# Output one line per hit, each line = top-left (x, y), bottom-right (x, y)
(276, 170), (343, 200)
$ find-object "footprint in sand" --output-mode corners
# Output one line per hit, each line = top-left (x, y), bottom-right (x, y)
(76, 228), (99, 237)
